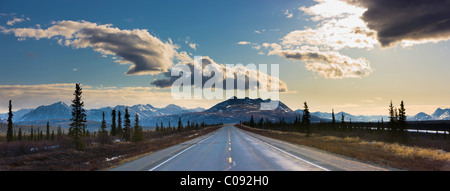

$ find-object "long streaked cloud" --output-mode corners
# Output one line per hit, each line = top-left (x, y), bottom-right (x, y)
(1, 20), (177, 75)
(345, 0), (450, 47)
(269, 49), (372, 79)
(152, 52), (289, 92)
(6, 17), (30, 26)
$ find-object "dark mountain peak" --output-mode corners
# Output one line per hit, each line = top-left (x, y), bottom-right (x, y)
(163, 104), (183, 109)
(206, 97), (293, 113)
(432, 108), (450, 117)
(20, 101), (72, 122)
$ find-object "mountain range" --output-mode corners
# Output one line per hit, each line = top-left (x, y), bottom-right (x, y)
(409, 108), (450, 121)
(141, 96), (322, 127)
(295, 110), (388, 122)
(0, 101), (204, 124)
(1, 98), (449, 130)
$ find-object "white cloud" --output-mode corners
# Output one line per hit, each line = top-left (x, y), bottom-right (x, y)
(6, 17), (30, 26)
(269, 49), (372, 79)
(188, 42), (197, 50)
(281, 19), (377, 50)
(2, 20), (178, 75)
(284, 10), (293, 18)
(289, 0), (377, 50)
(245, 0), (376, 79)
(152, 55), (289, 92)
(237, 41), (252, 45)
(185, 38), (198, 50)
(299, 0), (366, 21)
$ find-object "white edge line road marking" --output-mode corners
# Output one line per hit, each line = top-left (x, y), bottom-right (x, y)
(148, 133), (215, 171)
(240, 129), (330, 171)
(261, 141), (330, 171)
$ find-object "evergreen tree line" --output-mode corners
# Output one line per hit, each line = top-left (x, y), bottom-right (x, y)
(154, 118), (221, 133)
(7, 124), (65, 142)
(241, 100), (413, 141)
(3, 84), (221, 151)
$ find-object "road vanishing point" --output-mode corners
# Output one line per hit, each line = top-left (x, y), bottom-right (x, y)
(110, 124), (389, 171)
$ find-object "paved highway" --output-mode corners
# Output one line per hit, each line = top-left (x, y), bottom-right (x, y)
(110, 124), (389, 171)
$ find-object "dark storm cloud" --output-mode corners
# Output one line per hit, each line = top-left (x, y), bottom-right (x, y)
(346, 0), (450, 46)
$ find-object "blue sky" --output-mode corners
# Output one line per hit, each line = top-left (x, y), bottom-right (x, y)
(0, 0), (450, 115)
(0, 0), (306, 86)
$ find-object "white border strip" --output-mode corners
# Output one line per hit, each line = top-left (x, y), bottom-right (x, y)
(148, 134), (214, 171)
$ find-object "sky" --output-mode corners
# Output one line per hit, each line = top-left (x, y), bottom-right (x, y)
(0, 0), (449, 116)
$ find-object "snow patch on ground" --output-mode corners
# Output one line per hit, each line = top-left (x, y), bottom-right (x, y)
(106, 155), (123, 162)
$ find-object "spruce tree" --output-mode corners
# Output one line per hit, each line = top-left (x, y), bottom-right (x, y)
(132, 114), (145, 142)
(250, 115), (255, 127)
(98, 112), (109, 144)
(46, 122), (50, 140)
(388, 100), (397, 131)
(30, 126), (34, 141)
(341, 113), (345, 129)
(302, 102), (311, 136)
(398, 101), (407, 132)
(331, 109), (336, 130)
(57, 125), (63, 141)
(388, 101), (395, 123)
(68, 83), (87, 150)
(39, 129), (43, 141)
(111, 109), (116, 136)
(6, 100), (14, 142)
(177, 117), (182, 132)
(17, 128), (22, 141)
(117, 110), (122, 136)
(100, 112), (108, 134)
(122, 107), (131, 142)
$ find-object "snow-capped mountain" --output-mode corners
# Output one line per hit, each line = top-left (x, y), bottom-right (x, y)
(3, 100), (449, 128)
(3, 102), (205, 123)
(431, 108), (450, 120)
(19, 102), (72, 122)
(0, 108), (34, 122)
(295, 110), (388, 122)
(409, 112), (433, 121)
(410, 108), (450, 121)
(141, 97), (322, 127)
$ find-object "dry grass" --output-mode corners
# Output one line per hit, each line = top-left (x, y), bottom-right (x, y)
(236, 124), (450, 171)
(0, 125), (222, 171)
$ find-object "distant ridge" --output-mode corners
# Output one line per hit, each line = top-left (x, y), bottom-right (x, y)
(4, 102), (204, 123)
(141, 97), (323, 127)
(2, 100), (449, 127)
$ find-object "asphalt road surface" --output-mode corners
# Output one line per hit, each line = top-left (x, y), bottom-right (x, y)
(110, 124), (389, 171)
